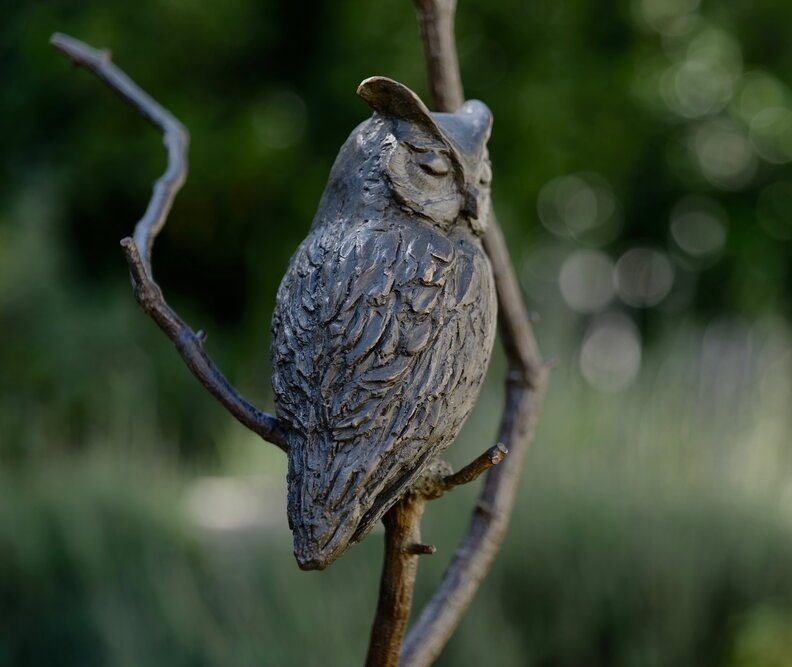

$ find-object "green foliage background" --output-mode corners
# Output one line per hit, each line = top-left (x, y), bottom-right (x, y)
(2, 0), (792, 664)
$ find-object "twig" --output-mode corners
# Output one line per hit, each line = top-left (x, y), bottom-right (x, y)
(398, 1), (551, 664)
(403, 543), (436, 556)
(50, 33), (289, 452)
(441, 443), (508, 489)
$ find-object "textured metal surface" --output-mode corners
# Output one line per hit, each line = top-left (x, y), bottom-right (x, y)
(271, 77), (497, 569)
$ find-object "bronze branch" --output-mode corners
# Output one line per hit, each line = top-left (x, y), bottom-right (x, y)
(50, 0), (548, 662)
(50, 33), (289, 452)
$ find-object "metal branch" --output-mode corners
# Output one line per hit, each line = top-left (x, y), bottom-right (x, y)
(366, 495), (428, 667)
(365, 441), (509, 662)
(50, 33), (289, 452)
(366, 435), (511, 662)
(414, 0), (464, 113)
(398, 1), (551, 664)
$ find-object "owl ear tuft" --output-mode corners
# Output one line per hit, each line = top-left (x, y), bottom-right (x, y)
(357, 77), (443, 139)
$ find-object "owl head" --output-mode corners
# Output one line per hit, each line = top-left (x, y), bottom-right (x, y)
(356, 76), (493, 234)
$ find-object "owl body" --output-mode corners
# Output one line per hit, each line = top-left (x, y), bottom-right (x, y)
(272, 77), (497, 570)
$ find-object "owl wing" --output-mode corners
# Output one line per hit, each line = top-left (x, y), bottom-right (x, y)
(272, 217), (495, 563)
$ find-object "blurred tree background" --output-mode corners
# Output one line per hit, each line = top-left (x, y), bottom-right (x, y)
(2, 0), (792, 665)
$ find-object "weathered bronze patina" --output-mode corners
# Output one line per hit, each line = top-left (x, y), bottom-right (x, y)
(271, 76), (497, 569)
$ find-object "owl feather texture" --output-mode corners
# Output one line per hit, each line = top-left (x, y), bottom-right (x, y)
(271, 76), (497, 570)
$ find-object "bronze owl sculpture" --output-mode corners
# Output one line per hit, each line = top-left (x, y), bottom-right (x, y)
(271, 76), (497, 570)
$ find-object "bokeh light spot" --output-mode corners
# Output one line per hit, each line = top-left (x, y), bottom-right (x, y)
(750, 107), (792, 164)
(634, 0), (700, 35)
(537, 173), (622, 245)
(580, 313), (642, 392)
(693, 119), (756, 190)
(735, 70), (792, 124)
(183, 477), (277, 532)
(559, 250), (615, 313)
(662, 60), (733, 119)
(670, 195), (728, 263)
(686, 27), (742, 78)
(615, 247), (675, 307)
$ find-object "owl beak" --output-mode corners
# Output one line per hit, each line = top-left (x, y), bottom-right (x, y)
(356, 76), (493, 225)
(463, 185), (480, 220)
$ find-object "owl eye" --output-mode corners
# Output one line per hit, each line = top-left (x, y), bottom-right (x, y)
(415, 152), (451, 177)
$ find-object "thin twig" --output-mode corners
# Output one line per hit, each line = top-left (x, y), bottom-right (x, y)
(50, 33), (184, 277)
(441, 443), (508, 489)
(398, 1), (551, 664)
(402, 543), (436, 556)
(50, 33), (289, 452)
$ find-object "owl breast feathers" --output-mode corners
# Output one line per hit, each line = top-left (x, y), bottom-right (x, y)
(271, 76), (497, 569)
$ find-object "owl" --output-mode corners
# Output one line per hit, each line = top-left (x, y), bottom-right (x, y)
(271, 76), (497, 570)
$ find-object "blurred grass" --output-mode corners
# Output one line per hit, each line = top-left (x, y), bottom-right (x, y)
(2, 307), (792, 665)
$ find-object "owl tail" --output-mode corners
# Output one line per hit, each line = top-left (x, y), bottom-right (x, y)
(286, 432), (363, 570)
